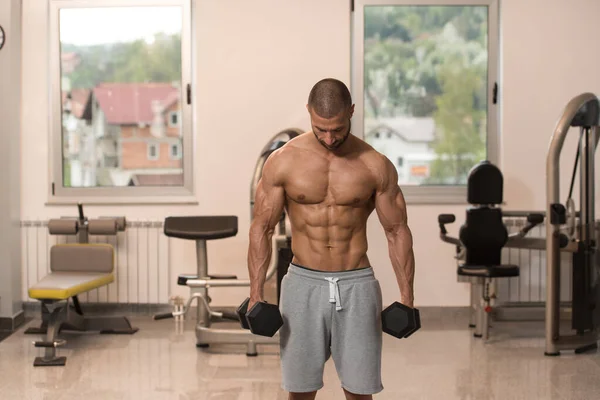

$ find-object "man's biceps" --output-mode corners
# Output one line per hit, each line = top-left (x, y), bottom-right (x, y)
(376, 190), (400, 212)
(377, 197), (408, 224)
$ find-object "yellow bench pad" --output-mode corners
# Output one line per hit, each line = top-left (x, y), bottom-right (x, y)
(28, 271), (114, 300)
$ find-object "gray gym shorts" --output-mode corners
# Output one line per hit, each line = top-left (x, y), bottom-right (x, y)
(279, 263), (384, 395)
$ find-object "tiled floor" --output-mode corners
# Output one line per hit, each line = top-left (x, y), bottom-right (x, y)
(0, 330), (12, 343)
(1, 310), (600, 399)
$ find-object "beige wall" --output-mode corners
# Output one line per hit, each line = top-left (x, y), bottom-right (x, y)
(0, 0), (23, 320)
(19, 0), (600, 308)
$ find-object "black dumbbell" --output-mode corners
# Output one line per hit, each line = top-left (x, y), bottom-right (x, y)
(236, 297), (283, 337)
(381, 301), (421, 338)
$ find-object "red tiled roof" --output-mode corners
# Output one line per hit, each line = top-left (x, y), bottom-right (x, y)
(62, 89), (91, 119)
(93, 83), (180, 125)
(161, 90), (180, 110)
(61, 52), (80, 62)
(70, 89), (91, 119)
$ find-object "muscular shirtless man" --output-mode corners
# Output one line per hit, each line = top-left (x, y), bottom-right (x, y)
(247, 78), (415, 400)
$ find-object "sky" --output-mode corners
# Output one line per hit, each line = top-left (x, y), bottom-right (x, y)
(59, 6), (182, 46)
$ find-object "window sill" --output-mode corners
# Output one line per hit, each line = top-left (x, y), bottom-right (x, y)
(402, 186), (469, 205)
(46, 194), (199, 206)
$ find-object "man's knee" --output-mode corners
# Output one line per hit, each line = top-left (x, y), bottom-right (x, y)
(288, 391), (318, 400)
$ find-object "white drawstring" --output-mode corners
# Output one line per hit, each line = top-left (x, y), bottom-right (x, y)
(325, 277), (342, 311)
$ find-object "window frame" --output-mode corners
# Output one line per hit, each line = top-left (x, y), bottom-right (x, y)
(48, 0), (195, 204)
(351, 0), (500, 204)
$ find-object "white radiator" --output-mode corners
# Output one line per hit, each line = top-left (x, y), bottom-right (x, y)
(496, 218), (573, 306)
(20, 217), (577, 307)
(21, 220), (171, 304)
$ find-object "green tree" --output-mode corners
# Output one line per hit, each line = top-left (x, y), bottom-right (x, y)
(63, 159), (71, 187)
(426, 56), (486, 184)
(112, 33), (181, 83)
(63, 33), (182, 89)
(364, 5), (488, 185)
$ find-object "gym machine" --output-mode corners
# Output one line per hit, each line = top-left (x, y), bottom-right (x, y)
(438, 162), (544, 340)
(25, 204), (136, 366)
(545, 92), (600, 356)
(154, 128), (300, 356)
(438, 93), (600, 355)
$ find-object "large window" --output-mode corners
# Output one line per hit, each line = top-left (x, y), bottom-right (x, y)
(352, 0), (499, 203)
(49, 0), (194, 203)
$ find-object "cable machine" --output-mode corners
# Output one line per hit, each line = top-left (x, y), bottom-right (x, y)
(545, 92), (600, 356)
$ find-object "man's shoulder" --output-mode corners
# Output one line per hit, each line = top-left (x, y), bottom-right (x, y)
(353, 138), (391, 170)
(351, 139), (396, 189)
(262, 133), (310, 180)
(267, 133), (308, 162)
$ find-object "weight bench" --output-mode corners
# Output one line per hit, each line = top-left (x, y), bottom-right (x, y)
(25, 205), (138, 366)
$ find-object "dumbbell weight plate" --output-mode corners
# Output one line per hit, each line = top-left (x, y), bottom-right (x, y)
(381, 301), (420, 339)
(403, 308), (421, 338)
(236, 297), (251, 330)
(246, 301), (283, 337)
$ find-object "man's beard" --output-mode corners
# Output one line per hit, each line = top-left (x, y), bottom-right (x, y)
(314, 121), (352, 150)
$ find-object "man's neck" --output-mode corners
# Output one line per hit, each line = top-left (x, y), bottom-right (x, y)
(315, 134), (355, 158)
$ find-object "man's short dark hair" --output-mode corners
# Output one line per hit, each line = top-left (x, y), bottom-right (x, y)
(307, 78), (353, 118)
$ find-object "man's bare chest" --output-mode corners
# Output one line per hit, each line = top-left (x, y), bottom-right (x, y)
(283, 158), (377, 206)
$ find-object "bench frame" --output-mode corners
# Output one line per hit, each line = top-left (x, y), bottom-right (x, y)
(25, 295), (138, 366)
(26, 204), (137, 366)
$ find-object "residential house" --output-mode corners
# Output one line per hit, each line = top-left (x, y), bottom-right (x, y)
(364, 116), (436, 185)
(63, 82), (184, 187)
(62, 88), (93, 187)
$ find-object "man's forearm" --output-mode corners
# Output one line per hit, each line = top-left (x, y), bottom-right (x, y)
(386, 227), (415, 305)
(247, 223), (274, 300)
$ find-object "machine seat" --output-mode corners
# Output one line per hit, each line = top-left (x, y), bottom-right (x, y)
(29, 272), (114, 300)
(28, 243), (115, 300)
(164, 216), (238, 240)
(458, 264), (519, 278)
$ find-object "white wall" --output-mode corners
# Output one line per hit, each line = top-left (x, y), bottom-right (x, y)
(19, 0), (600, 308)
(0, 0), (23, 321)
(500, 0), (600, 211)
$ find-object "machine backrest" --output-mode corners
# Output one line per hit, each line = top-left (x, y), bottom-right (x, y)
(50, 244), (114, 273)
(460, 208), (507, 266)
(467, 160), (503, 205)
(460, 160), (507, 266)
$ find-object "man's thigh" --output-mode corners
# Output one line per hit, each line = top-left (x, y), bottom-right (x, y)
(330, 279), (384, 395)
(279, 274), (332, 393)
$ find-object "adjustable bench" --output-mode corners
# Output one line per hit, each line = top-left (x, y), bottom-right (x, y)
(154, 129), (298, 355)
(25, 205), (137, 366)
(154, 215), (290, 356)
